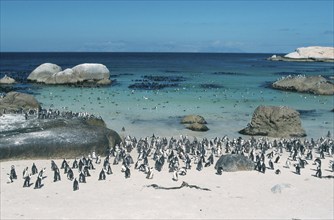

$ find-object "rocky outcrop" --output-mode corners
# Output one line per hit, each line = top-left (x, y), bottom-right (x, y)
(181, 115), (207, 124)
(272, 75), (334, 95)
(186, 123), (209, 132)
(215, 154), (254, 172)
(27, 63), (111, 85)
(0, 92), (40, 114)
(268, 46), (334, 62)
(27, 63), (62, 82)
(0, 115), (121, 160)
(0, 75), (16, 84)
(181, 115), (209, 132)
(239, 106), (306, 137)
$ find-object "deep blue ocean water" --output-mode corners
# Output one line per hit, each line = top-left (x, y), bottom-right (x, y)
(1, 52), (333, 138)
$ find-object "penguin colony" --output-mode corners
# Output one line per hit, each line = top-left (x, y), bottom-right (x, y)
(6, 135), (334, 191)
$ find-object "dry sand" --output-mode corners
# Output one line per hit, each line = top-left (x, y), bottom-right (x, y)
(1, 148), (333, 220)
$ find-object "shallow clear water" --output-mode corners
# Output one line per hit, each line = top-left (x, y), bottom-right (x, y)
(1, 52), (333, 138)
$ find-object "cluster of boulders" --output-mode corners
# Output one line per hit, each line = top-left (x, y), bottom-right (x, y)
(181, 115), (209, 132)
(27, 63), (112, 85)
(272, 75), (334, 95)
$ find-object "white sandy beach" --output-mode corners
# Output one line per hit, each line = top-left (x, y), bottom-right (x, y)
(1, 144), (333, 220)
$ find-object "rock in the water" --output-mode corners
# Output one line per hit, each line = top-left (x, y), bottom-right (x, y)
(268, 46), (334, 62)
(214, 154), (254, 172)
(181, 115), (207, 124)
(239, 105), (306, 137)
(0, 92), (40, 114)
(0, 116), (121, 160)
(27, 63), (111, 85)
(272, 75), (334, 95)
(72, 63), (110, 82)
(186, 123), (209, 132)
(284, 46), (334, 60)
(0, 75), (16, 84)
(28, 63), (62, 82)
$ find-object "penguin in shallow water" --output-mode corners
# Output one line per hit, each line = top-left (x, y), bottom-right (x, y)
(73, 178), (79, 191)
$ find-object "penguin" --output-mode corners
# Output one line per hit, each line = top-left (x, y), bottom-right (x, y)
(23, 174), (31, 187)
(295, 164), (301, 175)
(269, 159), (274, 170)
(51, 160), (58, 171)
(34, 171), (43, 189)
(125, 166), (131, 178)
(98, 169), (106, 181)
(53, 167), (61, 182)
(79, 171), (86, 183)
(61, 159), (67, 169)
(72, 159), (78, 169)
(274, 155), (280, 163)
(67, 168), (74, 181)
(146, 167), (154, 179)
(10, 165), (17, 179)
(73, 178), (79, 191)
(23, 167), (29, 179)
(31, 163), (38, 175)
(261, 161), (266, 174)
(315, 168), (322, 178)
(172, 168), (178, 181)
(7, 173), (13, 183)
(275, 169), (281, 175)
(216, 167), (223, 175)
(196, 158), (203, 171)
(178, 167), (187, 176)
(106, 164), (113, 175)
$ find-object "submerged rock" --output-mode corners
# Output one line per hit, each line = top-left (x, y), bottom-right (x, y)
(0, 115), (121, 160)
(0, 92), (40, 114)
(0, 75), (16, 84)
(239, 105), (306, 137)
(215, 154), (254, 172)
(272, 75), (334, 95)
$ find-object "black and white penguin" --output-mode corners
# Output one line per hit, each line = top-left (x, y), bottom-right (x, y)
(72, 159), (78, 169)
(53, 167), (61, 182)
(67, 168), (74, 181)
(172, 168), (178, 181)
(73, 178), (79, 191)
(79, 171), (86, 183)
(216, 167), (223, 175)
(23, 174), (31, 187)
(106, 164), (113, 175)
(98, 169), (106, 181)
(34, 170), (44, 189)
(295, 164), (301, 175)
(275, 169), (281, 175)
(269, 159), (274, 170)
(31, 163), (38, 175)
(146, 167), (154, 179)
(23, 167), (29, 179)
(10, 165), (17, 179)
(125, 165), (131, 179)
(261, 161), (266, 174)
(274, 155), (280, 163)
(315, 167), (322, 178)
(196, 158), (203, 171)
(7, 173), (13, 183)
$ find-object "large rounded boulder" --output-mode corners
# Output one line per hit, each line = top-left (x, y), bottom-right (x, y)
(215, 154), (254, 172)
(239, 105), (306, 137)
(181, 115), (207, 124)
(0, 92), (40, 114)
(27, 63), (62, 83)
(72, 63), (111, 84)
(0, 116), (122, 160)
(272, 75), (334, 95)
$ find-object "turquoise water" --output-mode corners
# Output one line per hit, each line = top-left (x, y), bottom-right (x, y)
(1, 52), (333, 138)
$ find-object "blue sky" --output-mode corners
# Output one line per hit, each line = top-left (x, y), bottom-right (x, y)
(0, 0), (333, 53)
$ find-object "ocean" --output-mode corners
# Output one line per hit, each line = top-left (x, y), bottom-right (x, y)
(1, 52), (333, 139)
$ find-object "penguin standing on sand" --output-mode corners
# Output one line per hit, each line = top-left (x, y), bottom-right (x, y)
(31, 163), (38, 175)
(10, 165), (17, 179)
(34, 170), (44, 189)
(146, 167), (154, 179)
(196, 157), (203, 171)
(125, 165), (131, 179)
(23, 174), (32, 187)
(72, 159), (78, 169)
(269, 159), (274, 170)
(172, 168), (178, 181)
(295, 164), (301, 175)
(73, 178), (79, 191)
(315, 167), (322, 178)
(274, 155), (280, 163)
(79, 171), (86, 183)
(98, 169), (106, 181)
(67, 168), (74, 181)
(216, 167), (223, 175)
(261, 161), (266, 174)
(106, 164), (113, 175)
(54, 167), (61, 182)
